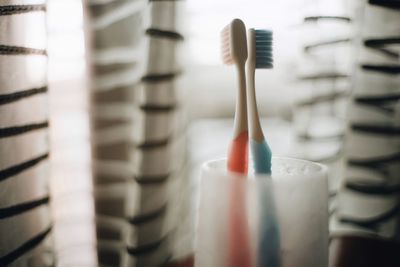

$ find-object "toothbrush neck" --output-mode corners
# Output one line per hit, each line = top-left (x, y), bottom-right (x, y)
(232, 62), (248, 138)
(246, 64), (264, 142)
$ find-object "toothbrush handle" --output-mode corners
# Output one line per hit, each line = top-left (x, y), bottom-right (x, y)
(246, 61), (264, 142)
(246, 55), (272, 174)
(252, 139), (279, 267)
(227, 131), (248, 174)
(228, 180), (253, 267)
(250, 139), (272, 174)
(232, 62), (248, 138)
(258, 185), (281, 267)
(228, 62), (248, 174)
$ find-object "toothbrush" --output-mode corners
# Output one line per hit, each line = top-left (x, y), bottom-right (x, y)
(221, 18), (249, 174)
(247, 28), (281, 267)
(246, 28), (273, 174)
(221, 19), (253, 267)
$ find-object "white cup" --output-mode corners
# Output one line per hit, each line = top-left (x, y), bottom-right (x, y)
(195, 157), (329, 267)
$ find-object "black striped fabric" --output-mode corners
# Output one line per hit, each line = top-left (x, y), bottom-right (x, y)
(87, 0), (189, 265)
(336, 0), (400, 240)
(0, 1), (51, 264)
(0, 45), (46, 56)
(0, 4), (46, 16)
(0, 226), (51, 266)
(369, 0), (400, 9)
(0, 122), (49, 138)
(0, 86), (48, 105)
(0, 196), (49, 219)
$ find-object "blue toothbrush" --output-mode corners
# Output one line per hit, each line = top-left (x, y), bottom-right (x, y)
(246, 28), (281, 267)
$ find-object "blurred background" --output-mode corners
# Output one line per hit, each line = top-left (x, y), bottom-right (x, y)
(1, 0), (399, 266)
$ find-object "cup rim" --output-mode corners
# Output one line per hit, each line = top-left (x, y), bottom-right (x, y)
(202, 156), (328, 179)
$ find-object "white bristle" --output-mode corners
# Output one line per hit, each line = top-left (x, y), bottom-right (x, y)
(220, 19), (247, 65)
(221, 25), (233, 65)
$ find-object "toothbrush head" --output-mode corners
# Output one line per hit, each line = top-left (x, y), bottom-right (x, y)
(221, 18), (248, 65)
(252, 29), (273, 69)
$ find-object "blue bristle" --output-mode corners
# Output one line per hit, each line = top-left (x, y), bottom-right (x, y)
(255, 29), (273, 69)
